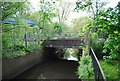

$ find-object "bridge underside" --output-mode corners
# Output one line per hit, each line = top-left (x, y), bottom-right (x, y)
(44, 38), (85, 48)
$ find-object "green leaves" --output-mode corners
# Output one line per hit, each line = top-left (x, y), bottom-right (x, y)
(1, 2), (30, 20)
(54, 22), (62, 33)
(75, 0), (108, 19)
(96, 4), (120, 60)
(77, 55), (94, 79)
(102, 49), (107, 53)
(71, 16), (93, 33)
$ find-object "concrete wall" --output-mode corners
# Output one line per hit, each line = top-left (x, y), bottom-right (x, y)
(2, 49), (47, 79)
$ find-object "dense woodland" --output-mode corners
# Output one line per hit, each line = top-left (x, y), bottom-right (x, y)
(1, 0), (120, 79)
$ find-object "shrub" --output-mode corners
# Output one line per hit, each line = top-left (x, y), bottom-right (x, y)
(100, 60), (120, 79)
(92, 40), (105, 60)
(77, 55), (94, 79)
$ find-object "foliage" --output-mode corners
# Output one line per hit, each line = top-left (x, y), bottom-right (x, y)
(96, 5), (120, 63)
(63, 49), (71, 59)
(38, 0), (60, 39)
(71, 49), (79, 58)
(53, 22), (62, 33)
(39, 0), (56, 26)
(92, 41), (104, 59)
(77, 55), (94, 79)
(71, 16), (93, 47)
(2, 45), (26, 58)
(75, 0), (120, 75)
(91, 33), (105, 59)
(100, 60), (120, 79)
(2, 20), (42, 58)
(75, 0), (108, 19)
(92, 2), (120, 74)
(71, 16), (93, 33)
(2, 0), (61, 58)
(63, 48), (78, 60)
(1, 1), (31, 20)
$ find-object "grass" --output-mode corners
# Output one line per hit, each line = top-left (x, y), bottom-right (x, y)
(100, 60), (120, 79)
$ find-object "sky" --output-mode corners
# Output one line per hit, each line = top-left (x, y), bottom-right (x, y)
(29, 0), (120, 22)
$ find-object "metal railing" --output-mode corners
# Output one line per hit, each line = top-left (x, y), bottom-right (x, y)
(90, 47), (107, 81)
(47, 32), (84, 39)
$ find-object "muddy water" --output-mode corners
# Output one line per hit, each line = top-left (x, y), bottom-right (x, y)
(14, 59), (79, 79)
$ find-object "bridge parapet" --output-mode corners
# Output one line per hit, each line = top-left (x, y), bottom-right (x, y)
(43, 38), (86, 48)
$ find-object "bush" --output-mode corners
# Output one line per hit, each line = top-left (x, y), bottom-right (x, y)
(92, 40), (105, 60)
(2, 43), (42, 58)
(77, 55), (94, 79)
(100, 60), (120, 79)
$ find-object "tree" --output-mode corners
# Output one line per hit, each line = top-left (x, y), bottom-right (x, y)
(37, 0), (57, 39)
(1, 1), (31, 20)
(74, 0), (109, 51)
(1, 1), (42, 58)
(55, 0), (73, 22)
(75, 0), (108, 19)
(71, 16), (93, 33)
(74, 0), (108, 44)
(98, 5), (120, 59)
(39, 0), (56, 27)
(94, 2), (120, 74)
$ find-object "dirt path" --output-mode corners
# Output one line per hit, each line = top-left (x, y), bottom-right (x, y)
(14, 59), (79, 79)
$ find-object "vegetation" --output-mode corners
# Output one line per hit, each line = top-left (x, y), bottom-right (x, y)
(75, 0), (120, 79)
(100, 60), (120, 79)
(77, 55), (94, 79)
(2, 1), (58, 58)
(63, 48), (78, 60)
(1, 0), (120, 79)
(1, 0), (80, 58)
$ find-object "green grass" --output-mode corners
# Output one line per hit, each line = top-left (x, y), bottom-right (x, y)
(100, 60), (120, 79)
